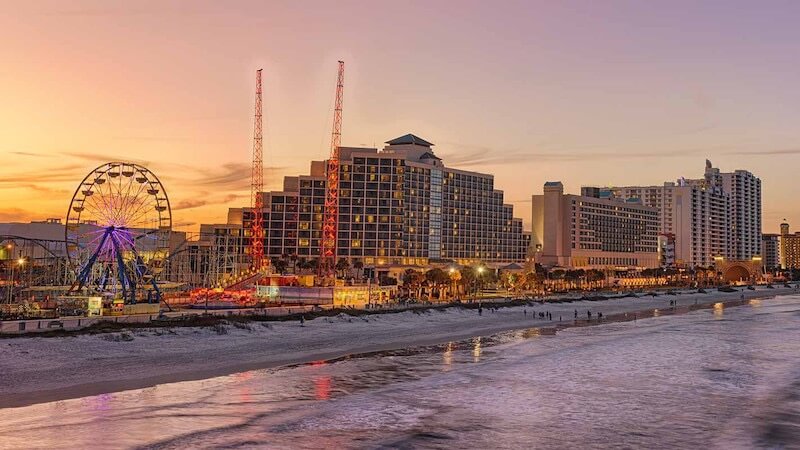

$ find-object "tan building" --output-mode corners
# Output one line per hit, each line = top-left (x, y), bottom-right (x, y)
(780, 222), (800, 270)
(531, 182), (660, 270)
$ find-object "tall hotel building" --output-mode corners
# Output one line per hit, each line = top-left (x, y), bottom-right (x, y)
(531, 182), (660, 269)
(221, 134), (527, 267)
(603, 161), (760, 268)
(719, 169), (762, 260)
(779, 222), (800, 270)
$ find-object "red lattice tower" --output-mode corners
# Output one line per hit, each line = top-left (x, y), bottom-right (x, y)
(250, 69), (265, 270)
(320, 61), (344, 278)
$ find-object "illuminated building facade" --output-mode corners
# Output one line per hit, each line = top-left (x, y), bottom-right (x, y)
(779, 222), (800, 270)
(600, 161), (759, 268)
(762, 233), (780, 271)
(531, 182), (660, 269)
(225, 134), (527, 267)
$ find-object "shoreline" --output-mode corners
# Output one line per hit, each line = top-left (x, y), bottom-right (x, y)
(1, 287), (797, 409)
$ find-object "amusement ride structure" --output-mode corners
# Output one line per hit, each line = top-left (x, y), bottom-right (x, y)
(319, 61), (345, 281)
(65, 162), (172, 303)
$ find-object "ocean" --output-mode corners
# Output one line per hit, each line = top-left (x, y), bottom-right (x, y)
(1, 295), (799, 449)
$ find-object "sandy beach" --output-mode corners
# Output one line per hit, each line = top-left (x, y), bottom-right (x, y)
(1, 286), (798, 409)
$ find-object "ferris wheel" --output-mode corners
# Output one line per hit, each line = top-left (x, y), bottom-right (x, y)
(65, 162), (172, 303)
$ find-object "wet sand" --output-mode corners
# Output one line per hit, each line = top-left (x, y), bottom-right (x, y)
(0, 287), (797, 409)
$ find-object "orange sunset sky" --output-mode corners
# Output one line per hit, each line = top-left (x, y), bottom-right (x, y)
(1, 1), (799, 233)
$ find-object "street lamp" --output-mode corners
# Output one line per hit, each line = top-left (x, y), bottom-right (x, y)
(7, 257), (25, 304)
(476, 266), (485, 300)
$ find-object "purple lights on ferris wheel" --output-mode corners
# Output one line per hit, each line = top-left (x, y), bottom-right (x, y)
(65, 162), (172, 303)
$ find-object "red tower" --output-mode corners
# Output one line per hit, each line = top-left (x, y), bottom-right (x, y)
(250, 69), (265, 270)
(320, 61), (344, 279)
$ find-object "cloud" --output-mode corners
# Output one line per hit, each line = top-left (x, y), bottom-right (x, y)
(182, 163), (286, 191)
(171, 192), (246, 212)
(0, 164), (88, 185)
(172, 199), (209, 211)
(437, 145), (701, 167)
(221, 193), (244, 202)
(726, 148), (800, 156)
(62, 151), (149, 166)
(110, 136), (191, 142)
(0, 208), (42, 223)
(23, 184), (69, 195)
(9, 151), (51, 158)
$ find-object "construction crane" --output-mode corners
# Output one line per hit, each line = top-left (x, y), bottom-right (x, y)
(319, 61), (345, 281)
(250, 69), (265, 271)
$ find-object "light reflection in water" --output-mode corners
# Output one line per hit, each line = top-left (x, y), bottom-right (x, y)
(714, 302), (724, 317)
(314, 376), (332, 400)
(522, 328), (542, 339)
(472, 337), (482, 362)
(749, 299), (762, 307)
(443, 342), (454, 369)
(233, 371), (253, 403)
(310, 360), (331, 400)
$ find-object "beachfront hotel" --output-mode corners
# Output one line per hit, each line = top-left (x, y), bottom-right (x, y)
(531, 182), (661, 270)
(600, 160), (761, 268)
(779, 222), (800, 270)
(200, 134), (528, 273)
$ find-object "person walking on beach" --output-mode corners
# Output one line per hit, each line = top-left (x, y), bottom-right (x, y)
(300, 315), (305, 327)
(598, 312), (603, 320)
(587, 310), (592, 319)
(478, 306), (483, 316)
(524, 309), (527, 316)
(574, 309), (578, 319)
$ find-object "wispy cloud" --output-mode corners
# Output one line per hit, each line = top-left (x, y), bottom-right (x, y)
(110, 136), (191, 142)
(172, 199), (209, 211)
(726, 148), (800, 156)
(22, 184), (69, 195)
(9, 151), (51, 158)
(0, 164), (88, 185)
(437, 144), (702, 167)
(171, 192), (246, 211)
(62, 151), (149, 165)
(183, 163), (286, 191)
(0, 207), (42, 222)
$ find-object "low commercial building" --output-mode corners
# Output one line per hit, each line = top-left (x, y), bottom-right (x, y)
(531, 182), (660, 270)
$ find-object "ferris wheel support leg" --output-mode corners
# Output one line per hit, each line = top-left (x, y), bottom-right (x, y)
(110, 234), (135, 304)
(74, 229), (112, 293)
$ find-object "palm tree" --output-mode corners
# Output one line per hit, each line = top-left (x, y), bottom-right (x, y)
(295, 257), (306, 274)
(523, 270), (544, 294)
(271, 257), (289, 274)
(335, 258), (351, 278)
(304, 257), (319, 273)
(402, 269), (423, 299)
(425, 268), (449, 300)
(353, 259), (364, 280)
(550, 269), (566, 291)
